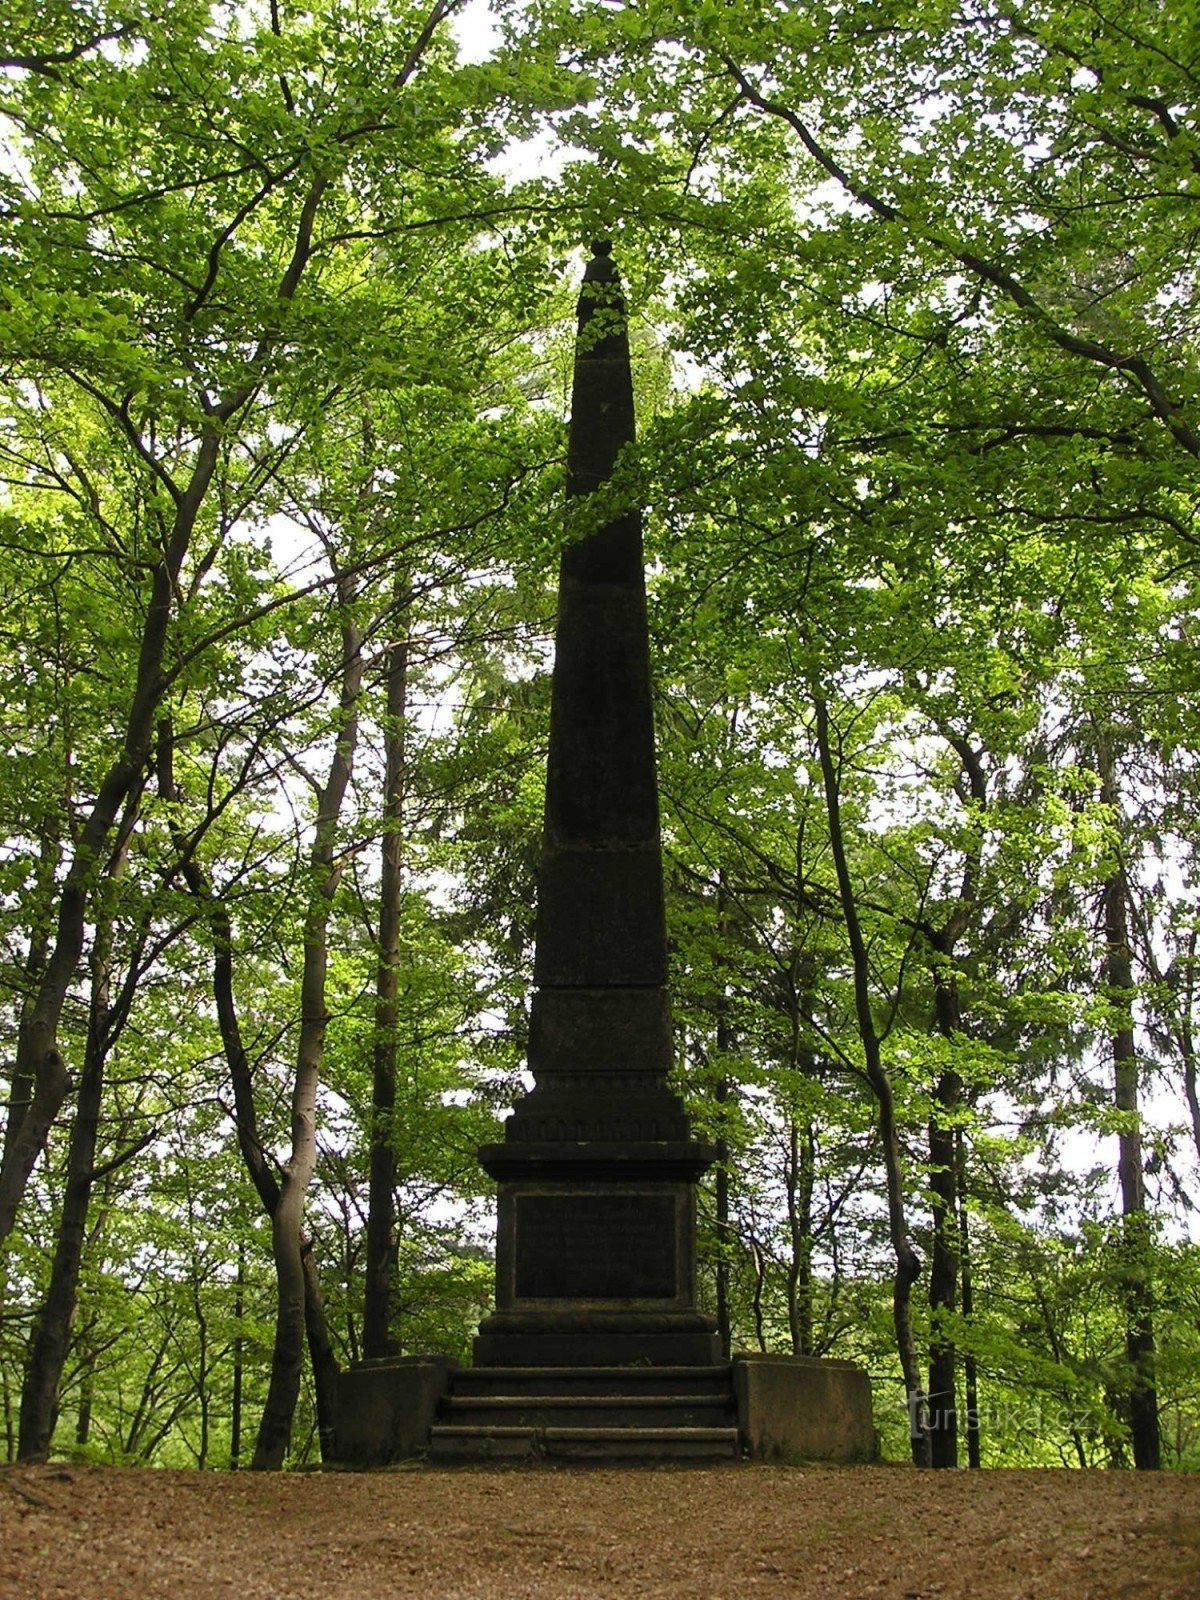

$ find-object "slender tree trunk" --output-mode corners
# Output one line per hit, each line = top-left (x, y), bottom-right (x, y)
(749, 1236), (767, 1352)
(955, 1129), (981, 1468)
(1171, 952), (1200, 1169)
(17, 995), (107, 1462)
(814, 693), (929, 1464)
(253, 600), (363, 1470)
(1, 822), (60, 1201)
(74, 1362), (93, 1450)
(194, 1292), (210, 1471)
(157, 719), (345, 1465)
(707, 866), (736, 1361)
(186, 1184), (210, 1471)
(1, 1345), (14, 1460)
(301, 1243), (341, 1459)
(785, 1113), (815, 1357)
(1097, 741), (1160, 1471)
(362, 592), (410, 1359)
(927, 966), (963, 1469)
(922, 731), (986, 1469)
(712, 860), (748, 1360)
(714, 1074), (732, 1360)
(231, 1241), (244, 1470)
(786, 968), (819, 1358)
(17, 794), (143, 1463)
(1181, 1020), (1200, 1170)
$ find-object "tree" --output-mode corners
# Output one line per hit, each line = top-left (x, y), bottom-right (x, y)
(0, 0), (499, 1249)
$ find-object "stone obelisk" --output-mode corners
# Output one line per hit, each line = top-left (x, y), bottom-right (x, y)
(474, 242), (720, 1368)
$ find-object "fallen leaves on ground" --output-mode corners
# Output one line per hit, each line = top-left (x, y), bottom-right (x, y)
(2, 1462), (1198, 1600)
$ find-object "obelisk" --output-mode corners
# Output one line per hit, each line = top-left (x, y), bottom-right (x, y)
(474, 242), (720, 1368)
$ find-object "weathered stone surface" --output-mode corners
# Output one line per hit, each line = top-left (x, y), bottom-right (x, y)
(470, 243), (716, 1379)
(334, 1356), (455, 1466)
(732, 1354), (877, 1463)
(540, 581), (659, 847)
(527, 986), (673, 1076)
(478, 1142), (715, 1182)
(533, 846), (667, 988)
(472, 1321), (722, 1369)
(513, 1192), (678, 1300)
(502, 1093), (692, 1145)
(477, 1171), (720, 1369)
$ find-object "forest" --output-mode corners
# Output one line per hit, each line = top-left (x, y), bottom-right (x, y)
(0, 0), (1198, 1476)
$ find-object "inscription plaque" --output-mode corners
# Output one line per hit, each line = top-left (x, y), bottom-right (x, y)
(514, 1192), (677, 1300)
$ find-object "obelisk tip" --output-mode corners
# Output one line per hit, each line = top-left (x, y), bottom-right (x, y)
(583, 239), (618, 282)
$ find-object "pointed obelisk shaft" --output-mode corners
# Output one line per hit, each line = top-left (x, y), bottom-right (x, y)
(473, 244), (717, 1369)
(534, 240), (667, 993)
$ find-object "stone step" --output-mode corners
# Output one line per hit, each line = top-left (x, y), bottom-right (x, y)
(443, 1393), (734, 1429)
(453, 1364), (732, 1398)
(428, 1424), (740, 1462)
(428, 1425), (538, 1461)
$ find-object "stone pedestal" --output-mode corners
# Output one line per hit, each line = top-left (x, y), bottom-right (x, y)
(333, 1356), (456, 1466)
(474, 1147), (720, 1367)
(732, 1354), (877, 1462)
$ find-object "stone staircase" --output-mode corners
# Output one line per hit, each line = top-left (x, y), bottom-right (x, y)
(428, 1364), (739, 1462)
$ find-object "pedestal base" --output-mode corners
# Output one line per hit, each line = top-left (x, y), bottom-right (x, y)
(475, 1142), (717, 1369)
(732, 1353), (877, 1462)
(333, 1355), (456, 1466)
(474, 1308), (721, 1368)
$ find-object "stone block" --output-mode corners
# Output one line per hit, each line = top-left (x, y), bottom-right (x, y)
(733, 1353), (876, 1463)
(527, 986), (673, 1076)
(473, 1304), (721, 1368)
(332, 1356), (456, 1466)
(534, 846), (667, 986)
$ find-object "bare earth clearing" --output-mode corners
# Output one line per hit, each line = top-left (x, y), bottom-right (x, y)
(1, 1462), (1198, 1600)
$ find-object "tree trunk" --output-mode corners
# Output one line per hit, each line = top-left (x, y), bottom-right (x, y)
(813, 693), (929, 1465)
(231, 1242), (245, 1470)
(74, 1362), (93, 1451)
(17, 794), (143, 1463)
(17, 997), (107, 1462)
(157, 718), (346, 1467)
(927, 966), (963, 1468)
(186, 1179), (211, 1470)
(253, 599), (363, 1470)
(713, 872), (736, 1360)
(362, 595), (410, 1359)
(786, 967), (819, 1359)
(1179, 1003), (1200, 1171)
(301, 1242), (341, 1459)
(785, 1112), (815, 1357)
(921, 730), (987, 1469)
(749, 1236), (767, 1352)
(1, 821), (60, 1204)
(714, 1074), (732, 1360)
(1097, 739), (1161, 1471)
(955, 1128), (981, 1468)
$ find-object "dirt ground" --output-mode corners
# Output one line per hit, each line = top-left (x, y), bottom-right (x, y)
(1, 1461), (1198, 1600)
